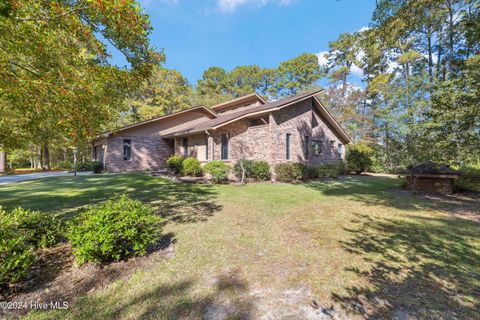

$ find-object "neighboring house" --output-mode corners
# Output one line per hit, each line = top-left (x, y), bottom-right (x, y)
(93, 90), (351, 174)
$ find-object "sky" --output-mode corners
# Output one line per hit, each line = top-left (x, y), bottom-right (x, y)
(112, 0), (377, 87)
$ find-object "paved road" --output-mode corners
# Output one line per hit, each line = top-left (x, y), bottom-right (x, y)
(0, 171), (92, 185)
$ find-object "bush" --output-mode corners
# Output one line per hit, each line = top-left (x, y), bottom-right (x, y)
(92, 161), (103, 174)
(346, 143), (374, 174)
(68, 195), (162, 265)
(182, 157), (203, 176)
(275, 163), (305, 183)
(251, 161), (271, 181)
(166, 155), (184, 174)
(204, 161), (230, 183)
(317, 162), (345, 178)
(233, 160), (254, 179)
(0, 207), (62, 290)
(455, 164), (480, 192)
(76, 161), (93, 172)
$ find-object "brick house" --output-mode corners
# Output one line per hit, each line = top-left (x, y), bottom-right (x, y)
(93, 90), (351, 174)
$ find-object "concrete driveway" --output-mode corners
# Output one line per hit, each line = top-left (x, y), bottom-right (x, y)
(0, 171), (92, 185)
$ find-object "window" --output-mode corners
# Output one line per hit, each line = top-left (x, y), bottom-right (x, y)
(123, 139), (131, 160)
(248, 116), (269, 127)
(182, 138), (188, 158)
(286, 133), (291, 160)
(205, 135), (209, 160)
(304, 136), (309, 158)
(330, 140), (335, 148)
(221, 134), (229, 160)
(312, 140), (322, 156)
(93, 146), (97, 161)
(338, 143), (343, 158)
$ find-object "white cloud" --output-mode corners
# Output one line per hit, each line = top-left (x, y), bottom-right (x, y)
(216, 0), (294, 13)
(350, 64), (363, 77)
(357, 26), (370, 33)
(316, 51), (329, 67)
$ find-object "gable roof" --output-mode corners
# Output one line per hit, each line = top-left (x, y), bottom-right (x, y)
(96, 105), (218, 138)
(163, 90), (352, 144)
(211, 93), (266, 113)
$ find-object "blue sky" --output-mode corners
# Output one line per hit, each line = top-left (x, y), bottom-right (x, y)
(114, 0), (376, 86)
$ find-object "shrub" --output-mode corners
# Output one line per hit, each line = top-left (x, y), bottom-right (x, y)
(251, 161), (271, 181)
(166, 155), (184, 174)
(455, 164), (480, 192)
(275, 163), (305, 183)
(233, 160), (254, 179)
(345, 143), (374, 174)
(0, 207), (62, 290)
(92, 161), (103, 174)
(68, 195), (162, 265)
(76, 161), (93, 172)
(317, 162), (345, 178)
(204, 161), (230, 183)
(182, 157), (203, 176)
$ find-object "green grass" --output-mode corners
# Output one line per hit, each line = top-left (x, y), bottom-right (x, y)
(0, 174), (479, 319)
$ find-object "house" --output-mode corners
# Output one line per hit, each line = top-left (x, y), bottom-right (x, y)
(93, 90), (352, 174)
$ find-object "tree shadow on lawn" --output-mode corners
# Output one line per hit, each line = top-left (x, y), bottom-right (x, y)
(333, 213), (480, 319)
(305, 175), (480, 214)
(0, 174), (222, 224)
(34, 269), (255, 320)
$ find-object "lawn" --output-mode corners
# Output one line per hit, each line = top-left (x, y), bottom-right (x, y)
(1, 174), (479, 319)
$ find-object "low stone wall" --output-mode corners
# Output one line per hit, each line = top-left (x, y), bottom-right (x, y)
(405, 176), (455, 194)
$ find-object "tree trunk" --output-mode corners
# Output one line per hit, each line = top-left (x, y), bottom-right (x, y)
(37, 146), (43, 170)
(0, 151), (6, 173)
(43, 142), (50, 170)
(427, 31), (433, 80)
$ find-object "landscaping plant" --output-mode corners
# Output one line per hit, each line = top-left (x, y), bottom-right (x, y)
(166, 155), (184, 174)
(0, 206), (62, 292)
(68, 195), (162, 265)
(275, 163), (306, 183)
(204, 161), (230, 183)
(346, 143), (374, 174)
(182, 157), (203, 176)
(251, 161), (271, 181)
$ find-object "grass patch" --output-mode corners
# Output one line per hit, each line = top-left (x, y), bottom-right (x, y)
(0, 174), (478, 319)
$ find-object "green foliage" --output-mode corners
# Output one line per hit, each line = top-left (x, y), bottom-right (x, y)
(182, 157), (202, 176)
(275, 163), (306, 183)
(304, 162), (345, 179)
(234, 160), (270, 181)
(233, 160), (254, 178)
(166, 155), (184, 174)
(0, 0), (163, 149)
(251, 161), (271, 181)
(68, 195), (162, 265)
(346, 143), (374, 174)
(204, 161), (230, 183)
(92, 161), (103, 174)
(454, 164), (480, 192)
(0, 206), (62, 290)
(127, 67), (193, 121)
(276, 53), (323, 97)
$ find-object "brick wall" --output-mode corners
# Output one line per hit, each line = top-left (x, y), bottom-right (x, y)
(405, 176), (455, 194)
(105, 135), (173, 172)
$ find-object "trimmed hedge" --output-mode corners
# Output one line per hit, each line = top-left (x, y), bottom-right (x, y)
(346, 143), (373, 174)
(204, 161), (230, 183)
(275, 163), (306, 183)
(234, 160), (271, 181)
(68, 195), (162, 265)
(251, 161), (271, 181)
(182, 157), (203, 176)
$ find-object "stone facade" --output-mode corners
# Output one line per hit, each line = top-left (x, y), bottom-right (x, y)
(204, 99), (344, 165)
(94, 94), (349, 174)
